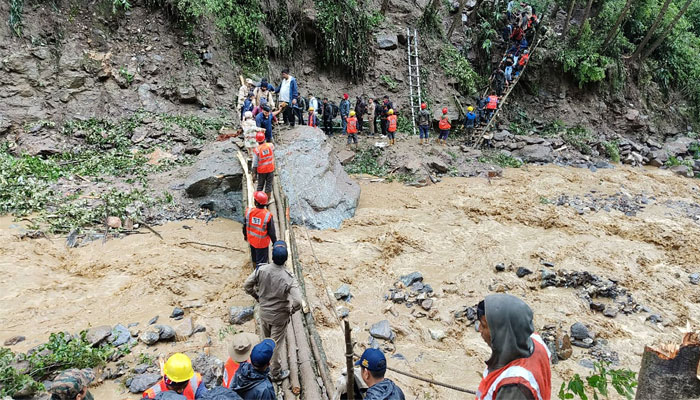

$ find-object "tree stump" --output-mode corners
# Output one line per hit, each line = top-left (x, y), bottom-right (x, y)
(636, 332), (700, 399)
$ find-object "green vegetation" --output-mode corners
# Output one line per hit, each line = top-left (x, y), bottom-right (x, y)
(562, 125), (594, 155)
(1, 331), (129, 398)
(558, 361), (636, 400)
(397, 115), (412, 134)
(439, 45), (481, 96)
(479, 151), (524, 168)
(541, 119), (566, 137)
(602, 140), (621, 162)
(665, 155), (694, 175)
(315, 0), (374, 80)
(112, 0), (132, 13)
(345, 147), (388, 176)
(689, 142), (700, 159)
(1, 111), (224, 233)
(9, 0), (23, 36)
(119, 67), (134, 85)
(508, 109), (534, 135)
(380, 75), (398, 91)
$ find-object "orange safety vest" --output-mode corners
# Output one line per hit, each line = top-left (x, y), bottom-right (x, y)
(246, 207), (272, 249)
(308, 113), (317, 127)
(222, 358), (241, 389)
(254, 143), (275, 174)
(518, 54), (530, 67)
(346, 117), (358, 134)
(387, 115), (397, 132)
(438, 117), (451, 130)
(486, 96), (498, 110)
(476, 334), (551, 400)
(143, 373), (202, 400)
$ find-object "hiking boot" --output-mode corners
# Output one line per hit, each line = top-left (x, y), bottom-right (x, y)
(271, 369), (290, 382)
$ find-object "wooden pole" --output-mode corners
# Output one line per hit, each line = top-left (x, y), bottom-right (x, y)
(345, 320), (355, 400)
(286, 323), (302, 395)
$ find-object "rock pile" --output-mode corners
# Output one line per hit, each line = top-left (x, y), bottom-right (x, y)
(551, 191), (653, 217)
(385, 272), (437, 318)
(540, 268), (644, 318)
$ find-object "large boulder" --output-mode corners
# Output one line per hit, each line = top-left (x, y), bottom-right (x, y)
(376, 34), (398, 50)
(664, 136), (697, 156)
(513, 144), (553, 163)
(276, 126), (360, 229)
(182, 140), (244, 221)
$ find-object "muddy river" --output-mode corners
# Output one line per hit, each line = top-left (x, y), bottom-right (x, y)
(2, 164), (699, 399)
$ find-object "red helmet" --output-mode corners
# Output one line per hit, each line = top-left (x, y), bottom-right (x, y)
(442, 107), (448, 114)
(420, 103), (427, 110)
(255, 132), (266, 143)
(254, 191), (268, 205)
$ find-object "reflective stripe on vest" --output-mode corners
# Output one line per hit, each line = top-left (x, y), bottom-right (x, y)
(439, 117), (451, 130)
(143, 374), (201, 400)
(487, 96), (498, 109)
(222, 358), (240, 389)
(347, 117), (358, 134)
(246, 208), (272, 248)
(476, 333), (551, 400)
(388, 115), (397, 132)
(255, 143), (275, 174)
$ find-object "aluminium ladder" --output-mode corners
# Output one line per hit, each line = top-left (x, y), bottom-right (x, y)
(406, 28), (422, 136)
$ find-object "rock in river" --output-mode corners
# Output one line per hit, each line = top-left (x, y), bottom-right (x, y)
(128, 373), (161, 393)
(369, 320), (395, 342)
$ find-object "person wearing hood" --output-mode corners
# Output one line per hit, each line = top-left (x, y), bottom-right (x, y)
(475, 294), (551, 400)
(231, 339), (277, 400)
(356, 348), (405, 400)
(243, 241), (302, 382)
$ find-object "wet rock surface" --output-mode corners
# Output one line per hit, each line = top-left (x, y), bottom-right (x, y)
(229, 306), (254, 325)
(550, 191), (654, 217)
(128, 373), (161, 393)
(276, 126), (360, 229)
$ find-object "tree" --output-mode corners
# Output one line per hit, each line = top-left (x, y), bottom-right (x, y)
(630, 0), (673, 60)
(601, 0), (634, 49)
(640, 0), (695, 62)
(562, 0), (576, 37)
(574, 0), (595, 42)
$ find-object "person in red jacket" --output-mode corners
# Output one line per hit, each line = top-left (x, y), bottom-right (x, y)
(485, 92), (499, 123)
(243, 191), (277, 268)
(386, 109), (398, 146)
(475, 294), (552, 400)
(346, 110), (359, 150)
(253, 131), (275, 200)
(438, 107), (451, 146)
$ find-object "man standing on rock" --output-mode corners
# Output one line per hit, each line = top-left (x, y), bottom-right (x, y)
(242, 191), (276, 268)
(356, 348), (405, 400)
(275, 69), (298, 126)
(380, 96), (393, 137)
(243, 241), (302, 382)
(475, 294), (551, 400)
(252, 131), (275, 200)
(230, 339), (277, 399)
(48, 368), (95, 400)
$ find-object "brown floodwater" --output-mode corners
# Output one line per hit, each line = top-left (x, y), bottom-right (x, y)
(2, 164), (699, 399)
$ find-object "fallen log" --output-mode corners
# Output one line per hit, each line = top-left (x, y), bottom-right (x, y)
(636, 331), (700, 399)
(286, 323), (302, 395)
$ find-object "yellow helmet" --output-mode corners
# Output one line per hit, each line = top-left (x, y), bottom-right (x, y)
(350, 110), (356, 116)
(388, 109), (394, 115)
(467, 106), (474, 111)
(163, 353), (194, 383)
(308, 107), (314, 111)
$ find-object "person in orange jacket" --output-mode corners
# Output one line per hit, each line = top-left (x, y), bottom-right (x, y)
(142, 353), (207, 400)
(386, 109), (398, 146)
(346, 110), (359, 150)
(252, 131), (275, 200)
(243, 191), (276, 268)
(438, 107), (451, 146)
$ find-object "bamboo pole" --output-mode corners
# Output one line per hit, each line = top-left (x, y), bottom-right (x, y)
(344, 320), (354, 400)
(286, 323), (302, 395)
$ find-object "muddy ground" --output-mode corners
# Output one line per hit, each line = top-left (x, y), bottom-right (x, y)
(296, 164), (700, 398)
(2, 163), (700, 399)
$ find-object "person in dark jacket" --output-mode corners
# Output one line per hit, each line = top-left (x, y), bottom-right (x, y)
(231, 339), (277, 400)
(380, 96), (393, 137)
(354, 95), (367, 133)
(321, 98), (333, 136)
(339, 93), (351, 132)
(356, 348), (405, 400)
(292, 93), (306, 126)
